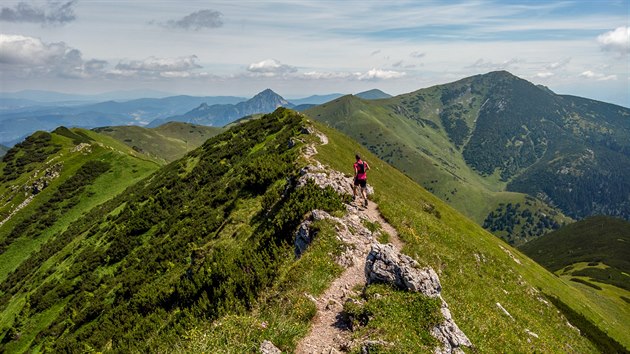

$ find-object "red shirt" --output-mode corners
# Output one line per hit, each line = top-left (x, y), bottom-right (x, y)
(354, 160), (368, 180)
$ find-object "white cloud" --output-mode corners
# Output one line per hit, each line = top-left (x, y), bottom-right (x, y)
(115, 56), (201, 72)
(545, 58), (571, 70)
(356, 68), (406, 80)
(0, 33), (103, 78)
(535, 72), (554, 78)
(579, 70), (617, 81)
(0, 1), (77, 26)
(0, 34), (70, 65)
(300, 68), (406, 81)
(302, 71), (352, 80)
(246, 59), (297, 77)
(597, 26), (630, 55)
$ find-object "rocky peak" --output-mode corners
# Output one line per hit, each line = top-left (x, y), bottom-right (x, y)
(245, 89), (292, 110)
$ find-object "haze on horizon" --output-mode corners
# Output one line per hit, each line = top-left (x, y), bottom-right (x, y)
(0, 0), (628, 107)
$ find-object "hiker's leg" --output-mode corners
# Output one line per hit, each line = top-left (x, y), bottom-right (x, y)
(361, 182), (368, 206)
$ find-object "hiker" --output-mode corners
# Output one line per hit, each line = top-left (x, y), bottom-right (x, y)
(353, 154), (370, 207)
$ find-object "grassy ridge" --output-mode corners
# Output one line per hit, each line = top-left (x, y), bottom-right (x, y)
(0, 109), (625, 352)
(314, 121), (626, 350)
(307, 71), (630, 243)
(94, 122), (223, 163)
(306, 92), (569, 244)
(519, 216), (630, 274)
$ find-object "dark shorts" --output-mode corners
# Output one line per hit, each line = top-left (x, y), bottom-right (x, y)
(354, 177), (367, 188)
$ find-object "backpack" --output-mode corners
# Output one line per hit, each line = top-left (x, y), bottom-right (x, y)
(357, 161), (365, 174)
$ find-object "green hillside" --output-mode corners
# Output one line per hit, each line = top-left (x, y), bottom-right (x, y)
(519, 216), (630, 291)
(306, 71), (630, 244)
(0, 109), (626, 352)
(305, 87), (572, 244)
(94, 122), (223, 163)
(0, 126), (159, 296)
(519, 216), (630, 346)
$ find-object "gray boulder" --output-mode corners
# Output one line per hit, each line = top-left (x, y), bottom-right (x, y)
(260, 340), (281, 354)
(365, 243), (441, 296)
(364, 243), (472, 354)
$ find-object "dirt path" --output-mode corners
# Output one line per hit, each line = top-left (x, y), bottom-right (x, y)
(295, 200), (402, 354)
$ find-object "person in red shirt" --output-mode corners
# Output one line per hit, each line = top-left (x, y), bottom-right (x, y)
(353, 154), (370, 207)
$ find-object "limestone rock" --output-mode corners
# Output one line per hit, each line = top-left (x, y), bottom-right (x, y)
(297, 162), (373, 197)
(260, 340), (281, 354)
(364, 243), (472, 354)
(365, 243), (441, 296)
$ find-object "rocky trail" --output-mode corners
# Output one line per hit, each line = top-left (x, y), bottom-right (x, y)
(286, 125), (471, 354)
(295, 200), (404, 354)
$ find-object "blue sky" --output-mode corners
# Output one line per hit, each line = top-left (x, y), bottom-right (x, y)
(0, 0), (628, 106)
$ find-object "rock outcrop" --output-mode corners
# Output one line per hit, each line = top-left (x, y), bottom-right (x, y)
(294, 208), (374, 266)
(297, 161), (374, 197)
(365, 243), (472, 354)
(260, 340), (281, 354)
(365, 243), (441, 296)
(27, 162), (63, 195)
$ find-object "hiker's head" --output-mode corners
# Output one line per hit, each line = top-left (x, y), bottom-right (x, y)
(355, 154), (361, 161)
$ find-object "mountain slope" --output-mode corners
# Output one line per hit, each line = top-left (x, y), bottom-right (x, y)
(519, 216), (630, 346)
(519, 216), (630, 287)
(355, 89), (392, 100)
(94, 122), (223, 163)
(0, 127), (160, 290)
(0, 109), (625, 352)
(306, 71), (629, 243)
(150, 89), (294, 127)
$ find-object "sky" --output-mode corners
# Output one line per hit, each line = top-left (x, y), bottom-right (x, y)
(0, 0), (629, 106)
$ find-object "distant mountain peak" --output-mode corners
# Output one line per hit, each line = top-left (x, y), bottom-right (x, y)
(355, 89), (392, 100)
(247, 89), (291, 108)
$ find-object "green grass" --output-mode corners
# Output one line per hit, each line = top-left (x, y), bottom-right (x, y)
(174, 220), (345, 353)
(0, 139), (158, 283)
(94, 122), (223, 163)
(313, 119), (620, 351)
(344, 284), (442, 353)
(306, 93), (570, 240)
(519, 215), (630, 290)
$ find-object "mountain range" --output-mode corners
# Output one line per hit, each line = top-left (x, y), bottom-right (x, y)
(306, 71), (630, 244)
(0, 108), (626, 352)
(148, 89), (294, 127)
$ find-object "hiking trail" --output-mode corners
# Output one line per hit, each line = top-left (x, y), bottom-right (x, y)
(295, 127), (404, 353)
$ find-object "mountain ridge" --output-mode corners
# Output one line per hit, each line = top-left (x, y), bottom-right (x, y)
(148, 89), (294, 127)
(306, 70), (630, 243)
(0, 108), (626, 352)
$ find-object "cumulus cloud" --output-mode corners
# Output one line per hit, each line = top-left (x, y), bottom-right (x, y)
(247, 59), (297, 77)
(0, 1), (77, 25)
(113, 56), (203, 78)
(161, 9), (223, 30)
(0, 33), (102, 78)
(597, 26), (630, 55)
(356, 68), (406, 80)
(579, 70), (617, 81)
